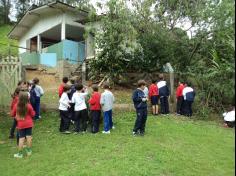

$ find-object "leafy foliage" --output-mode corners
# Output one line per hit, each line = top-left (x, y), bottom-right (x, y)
(85, 0), (235, 113)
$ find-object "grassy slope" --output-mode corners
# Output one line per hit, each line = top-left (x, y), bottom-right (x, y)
(0, 112), (234, 176)
(0, 25), (18, 57)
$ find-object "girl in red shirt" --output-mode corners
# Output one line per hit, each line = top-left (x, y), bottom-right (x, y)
(9, 87), (21, 139)
(11, 92), (35, 158)
(149, 80), (159, 115)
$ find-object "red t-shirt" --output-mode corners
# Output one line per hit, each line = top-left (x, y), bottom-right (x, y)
(88, 92), (101, 110)
(148, 84), (158, 97)
(176, 84), (185, 98)
(11, 104), (35, 129)
(10, 96), (19, 111)
(58, 83), (65, 98)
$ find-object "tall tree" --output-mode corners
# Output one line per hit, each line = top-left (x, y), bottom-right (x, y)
(88, 0), (143, 80)
(0, 0), (11, 24)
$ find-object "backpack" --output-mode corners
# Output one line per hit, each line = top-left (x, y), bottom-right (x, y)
(30, 85), (37, 106)
(186, 91), (195, 102)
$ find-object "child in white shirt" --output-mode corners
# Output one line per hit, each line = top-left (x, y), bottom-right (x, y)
(71, 84), (88, 133)
(223, 106), (235, 128)
(59, 85), (71, 134)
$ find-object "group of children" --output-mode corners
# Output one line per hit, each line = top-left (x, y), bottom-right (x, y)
(8, 73), (234, 158)
(131, 74), (196, 136)
(58, 77), (115, 135)
(146, 74), (196, 117)
(9, 78), (44, 158)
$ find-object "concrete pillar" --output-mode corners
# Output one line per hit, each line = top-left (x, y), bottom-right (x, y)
(37, 35), (41, 53)
(61, 15), (66, 40)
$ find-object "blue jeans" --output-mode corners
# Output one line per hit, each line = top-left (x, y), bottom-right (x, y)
(34, 96), (41, 120)
(103, 110), (113, 132)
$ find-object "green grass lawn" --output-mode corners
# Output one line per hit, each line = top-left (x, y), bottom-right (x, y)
(0, 112), (234, 176)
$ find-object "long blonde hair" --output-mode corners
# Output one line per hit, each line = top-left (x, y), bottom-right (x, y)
(16, 92), (29, 120)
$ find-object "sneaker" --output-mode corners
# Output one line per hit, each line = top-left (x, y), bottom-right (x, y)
(14, 152), (23, 158)
(62, 131), (71, 134)
(132, 132), (138, 136)
(39, 116), (42, 119)
(112, 126), (115, 129)
(102, 131), (110, 134)
(71, 120), (75, 124)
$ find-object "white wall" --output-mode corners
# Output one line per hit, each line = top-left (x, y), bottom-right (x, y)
(19, 11), (64, 54)
(18, 10), (95, 60)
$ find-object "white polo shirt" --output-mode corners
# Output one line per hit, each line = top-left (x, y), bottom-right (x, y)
(71, 91), (88, 111)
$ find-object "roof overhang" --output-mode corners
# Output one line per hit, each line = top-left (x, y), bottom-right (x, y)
(8, 1), (88, 40)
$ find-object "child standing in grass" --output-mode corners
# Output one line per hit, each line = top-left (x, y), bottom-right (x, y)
(33, 78), (44, 120)
(157, 74), (170, 115)
(11, 92), (35, 158)
(72, 84), (88, 133)
(68, 79), (76, 123)
(176, 80), (185, 115)
(223, 106), (235, 128)
(88, 85), (101, 133)
(100, 82), (115, 134)
(132, 80), (148, 136)
(149, 79), (159, 115)
(58, 77), (69, 98)
(9, 87), (21, 139)
(182, 81), (195, 117)
(59, 85), (71, 134)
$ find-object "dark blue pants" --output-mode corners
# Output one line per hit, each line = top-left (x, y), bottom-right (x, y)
(34, 96), (41, 120)
(59, 110), (70, 132)
(183, 100), (193, 117)
(176, 96), (184, 114)
(74, 109), (88, 132)
(160, 96), (169, 114)
(9, 118), (17, 137)
(103, 110), (113, 132)
(133, 108), (148, 134)
(91, 110), (101, 133)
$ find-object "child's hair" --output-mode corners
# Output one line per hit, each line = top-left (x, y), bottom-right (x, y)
(16, 92), (29, 120)
(12, 86), (21, 98)
(70, 79), (75, 85)
(63, 84), (71, 92)
(17, 80), (26, 87)
(103, 82), (110, 89)
(62, 77), (69, 84)
(75, 84), (83, 91)
(159, 74), (164, 80)
(33, 78), (39, 84)
(17, 80), (23, 86)
(185, 81), (192, 87)
(152, 79), (157, 84)
(92, 85), (99, 92)
(137, 80), (146, 87)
